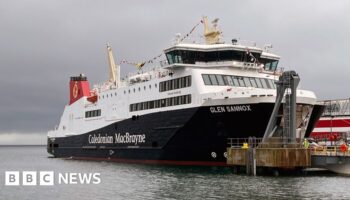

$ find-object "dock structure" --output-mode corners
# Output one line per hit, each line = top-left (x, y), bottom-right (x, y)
(227, 138), (311, 175)
(227, 138), (350, 175)
(226, 71), (350, 175)
(227, 71), (310, 175)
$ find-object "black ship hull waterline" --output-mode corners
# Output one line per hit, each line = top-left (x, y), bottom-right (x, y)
(47, 103), (324, 166)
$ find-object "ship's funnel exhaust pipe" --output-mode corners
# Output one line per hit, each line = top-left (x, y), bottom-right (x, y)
(69, 74), (91, 105)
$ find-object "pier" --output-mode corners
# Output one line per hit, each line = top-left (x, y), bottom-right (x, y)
(227, 137), (350, 175)
(226, 71), (350, 175)
(227, 138), (311, 175)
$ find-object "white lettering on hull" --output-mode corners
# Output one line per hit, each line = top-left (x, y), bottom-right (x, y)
(210, 105), (252, 113)
(88, 133), (146, 145)
(115, 132), (146, 145)
(88, 134), (114, 144)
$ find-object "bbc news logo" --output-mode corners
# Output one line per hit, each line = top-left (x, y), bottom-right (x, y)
(5, 171), (101, 186)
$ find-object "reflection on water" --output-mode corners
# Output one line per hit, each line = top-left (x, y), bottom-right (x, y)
(0, 146), (349, 200)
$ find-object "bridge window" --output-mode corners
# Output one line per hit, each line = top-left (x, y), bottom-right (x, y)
(260, 58), (279, 71)
(166, 50), (261, 65)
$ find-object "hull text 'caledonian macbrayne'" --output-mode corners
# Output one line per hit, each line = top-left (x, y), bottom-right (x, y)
(47, 17), (323, 166)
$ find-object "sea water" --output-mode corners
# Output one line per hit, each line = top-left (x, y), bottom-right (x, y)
(0, 146), (349, 200)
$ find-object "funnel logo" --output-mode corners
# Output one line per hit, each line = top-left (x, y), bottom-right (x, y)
(5, 171), (101, 186)
(72, 82), (79, 98)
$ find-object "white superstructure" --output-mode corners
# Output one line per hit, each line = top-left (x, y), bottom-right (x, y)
(48, 17), (318, 140)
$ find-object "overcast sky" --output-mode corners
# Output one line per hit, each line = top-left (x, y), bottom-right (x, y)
(0, 0), (350, 142)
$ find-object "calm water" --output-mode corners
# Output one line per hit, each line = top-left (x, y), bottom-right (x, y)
(0, 146), (349, 200)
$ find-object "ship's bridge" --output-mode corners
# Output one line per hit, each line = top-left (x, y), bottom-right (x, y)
(163, 43), (280, 71)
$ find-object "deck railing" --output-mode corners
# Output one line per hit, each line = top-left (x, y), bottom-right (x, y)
(310, 145), (350, 157)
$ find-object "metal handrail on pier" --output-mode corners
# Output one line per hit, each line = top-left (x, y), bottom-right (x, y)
(227, 137), (303, 149)
(228, 137), (350, 154)
(227, 137), (262, 148)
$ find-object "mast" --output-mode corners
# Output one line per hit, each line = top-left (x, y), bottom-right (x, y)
(106, 44), (119, 87)
(203, 16), (221, 44)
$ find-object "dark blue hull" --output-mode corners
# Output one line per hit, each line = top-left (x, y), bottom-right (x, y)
(47, 103), (323, 166)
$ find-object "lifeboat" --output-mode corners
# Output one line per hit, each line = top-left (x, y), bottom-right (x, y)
(87, 91), (98, 103)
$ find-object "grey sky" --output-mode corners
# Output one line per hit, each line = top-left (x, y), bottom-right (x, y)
(0, 0), (350, 136)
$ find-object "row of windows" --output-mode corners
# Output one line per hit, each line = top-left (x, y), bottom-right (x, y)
(85, 109), (101, 118)
(98, 84), (159, 100)
(202, 74), (276, 89)
(99, 92), (117, 99)
(130, 95), (191, 112)
(166, 50), (261, 65)
(165, 50), (279, 71)
(126, 83), (158, 94)
(159, 76), (191, 92)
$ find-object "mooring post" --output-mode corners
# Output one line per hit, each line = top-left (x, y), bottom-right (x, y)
(252, 148), (256, 176)
(246, 147), (257, 176)
(246, 148), (250, 175)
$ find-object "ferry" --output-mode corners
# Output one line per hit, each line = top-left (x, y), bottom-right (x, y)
(47, 17), (324, 166)
(311, 99), (350, 141)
